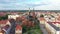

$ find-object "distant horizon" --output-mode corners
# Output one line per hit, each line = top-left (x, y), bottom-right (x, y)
(0, 9), (59, 11)
(0, 10), (60, 11)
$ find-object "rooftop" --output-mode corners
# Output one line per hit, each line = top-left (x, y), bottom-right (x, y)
(47, 22), (60, 31)
(0, 20), (8, 24)
(16, 25), (22, 30)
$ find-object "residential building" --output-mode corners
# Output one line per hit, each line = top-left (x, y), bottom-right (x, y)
(15, 25), (22, 34)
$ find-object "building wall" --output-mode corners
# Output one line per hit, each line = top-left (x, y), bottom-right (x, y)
(45, 22), (60, 34)
(8, 15), (20, 20)
(56, 31), (60, 34)
(15, 30), (22, 34)
(6, 21), (11, 26)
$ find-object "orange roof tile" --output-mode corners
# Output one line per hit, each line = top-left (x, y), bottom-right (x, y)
(16, 25), (22, 30)
(0, 30), (5, 34)
(16, 17), (22, 22)
(57, 16), (60, 21)
(47, 22), (60, 24)
(39, 17), (46, 21)
(3, 25), (10, 30)
(0, 20), (8, 24)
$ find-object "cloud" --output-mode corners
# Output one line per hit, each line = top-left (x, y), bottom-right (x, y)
(34, 0), (60, 10)
(0, 0), (60, 10)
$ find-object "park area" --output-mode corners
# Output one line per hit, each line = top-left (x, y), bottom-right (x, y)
(22, 17), (43, 34)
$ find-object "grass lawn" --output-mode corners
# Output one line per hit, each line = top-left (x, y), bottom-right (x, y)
(23, 17), (43, 34)
(24, 29), (42, 34)
(23, 24), (43, 34)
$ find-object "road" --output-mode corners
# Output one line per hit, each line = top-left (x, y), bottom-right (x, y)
(37, 16), (48, 34)
(9, 19), (16, 34)
(40, 24), (48, 34)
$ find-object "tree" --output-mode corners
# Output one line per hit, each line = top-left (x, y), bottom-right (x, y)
(0, 14), (9, 20)
(40, 14), (44, 17)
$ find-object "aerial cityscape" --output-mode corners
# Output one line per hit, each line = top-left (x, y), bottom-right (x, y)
(0, 10), (60, 34)
(0, 0), (60, 34)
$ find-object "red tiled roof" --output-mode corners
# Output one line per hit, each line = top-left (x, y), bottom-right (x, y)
(57, 16), (60, 21)
(47, 22), (60, 24)
(0, 30), (5, 34)
(0, 12), (6, 16)
(16, 17), (22, 21)
(2, 25), (10, 30)
(22, 20), (28, 26)
(16, 25), (22, 30)
(39, 17), (46, 21)
(0, 20), (8, 24)
(9, 19), (16, 23)
(21, 16), (25, 18)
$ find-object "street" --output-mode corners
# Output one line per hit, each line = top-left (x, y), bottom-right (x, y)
(40, 24), (48, 34)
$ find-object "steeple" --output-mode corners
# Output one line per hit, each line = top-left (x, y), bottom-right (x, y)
(29, 8), (31, 15)
(33, 8), (34, 12)
(29, 8), (30, 12)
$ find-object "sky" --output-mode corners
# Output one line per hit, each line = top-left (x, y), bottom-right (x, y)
(0, 0), (60, 10)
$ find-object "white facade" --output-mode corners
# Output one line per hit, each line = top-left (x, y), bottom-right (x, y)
(45, 22), (60, 34)
(15, 30), (22, 34)
(0, 33), (3, 34)
(6, 21), (11, 26)
(37, 12), (60, 34)
(8, 15), (20, 20)
(56, 31), (60, 34)
(45, 22), (56, 34)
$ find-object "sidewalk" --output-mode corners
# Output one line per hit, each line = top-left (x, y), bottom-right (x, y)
(40, 24), (48, 34)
